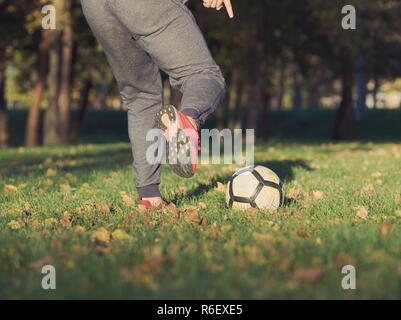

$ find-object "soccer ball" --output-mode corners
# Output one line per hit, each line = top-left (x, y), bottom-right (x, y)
(226, 165), (284, 210)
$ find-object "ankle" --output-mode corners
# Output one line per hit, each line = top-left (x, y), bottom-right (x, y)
(141, 197), (163, 205)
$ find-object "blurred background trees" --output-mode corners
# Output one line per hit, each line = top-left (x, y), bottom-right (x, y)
(0, 0), (400, 149)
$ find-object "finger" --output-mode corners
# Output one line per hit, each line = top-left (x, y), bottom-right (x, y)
(211, 0), (219, 8)
(216, 0), (224, 9)
(223, 0), (234, 18)
(203, 0), (212, 8)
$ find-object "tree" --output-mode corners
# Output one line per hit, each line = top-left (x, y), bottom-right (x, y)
(43, 0), (74, 145)
(25, 29), (50, 147)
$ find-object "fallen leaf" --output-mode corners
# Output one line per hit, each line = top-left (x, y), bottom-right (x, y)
(371, 172), (382, 178)
(91, 228), (110, 244)
(199, 216), (207, 226)
(46, 168), (58, 177)
(312, 190), (324, 200)
(354, 206), (368, 219)
(4, 185), (19, 195)
(294, 267), (325, 283)
(112, 229), (133, 241)
(379, 224), (392, 238)
(198, 202), (207, 209)
(60, 212), (73, 228)
(253, 233), (274, 243)
(30, 257), (54, 270)
(120, 192), (135, 207)
(296, 231), (310, 238)
(8, 220), (22, 230)
(95, 203), (110, 215)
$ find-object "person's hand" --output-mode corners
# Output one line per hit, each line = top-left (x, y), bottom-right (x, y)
(203, 0), (234, 18)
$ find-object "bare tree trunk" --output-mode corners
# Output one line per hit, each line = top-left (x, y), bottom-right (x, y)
(234, 84), (249, 129)
(355, 55), (367, 121)
(43, 29), (62, 146)
(292, 66), (302, 109)
(333, 56), (356, 140)
(247, 41), (267, 135)
(227, 69), (239, 129)
(276, 65), (286, 110)
(69, 73), (92, 144)
(58, 0), (74, 144)
(0, 41), (8, 148)
(260, 92), (271, 141)
(25, 30), (50, 147)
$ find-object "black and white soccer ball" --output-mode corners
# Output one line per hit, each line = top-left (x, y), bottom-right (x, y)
(226, 165), (284, 210)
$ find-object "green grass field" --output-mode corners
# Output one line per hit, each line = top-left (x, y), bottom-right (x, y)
(1, 110), (401, 299)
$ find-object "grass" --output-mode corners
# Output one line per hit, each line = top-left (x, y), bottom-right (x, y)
(0, 110), (401, 299)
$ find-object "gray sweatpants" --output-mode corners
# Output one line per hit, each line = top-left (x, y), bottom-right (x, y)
(80, 0), (226, 198)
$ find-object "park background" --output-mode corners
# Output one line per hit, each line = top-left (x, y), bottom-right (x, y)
(0, 0), (400, 299)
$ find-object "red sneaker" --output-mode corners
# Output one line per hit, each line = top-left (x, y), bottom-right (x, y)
(155, 105), (199, 178)
(138, 199), (167, 210)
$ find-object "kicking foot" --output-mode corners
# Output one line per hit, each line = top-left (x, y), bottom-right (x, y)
(155, 105), (200, 178)
(139, 198), (167, 210)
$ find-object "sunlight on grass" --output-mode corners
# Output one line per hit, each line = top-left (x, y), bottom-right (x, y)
(0, 141), (400, 299)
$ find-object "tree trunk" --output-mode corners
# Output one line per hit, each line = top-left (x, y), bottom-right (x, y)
(43, 29), (63, 146)
(227, 69), (239, 129)
(260, 92), (271, 141)
(234, 84), (249, 130)
(247, 41), (267, 136)
(333, 56), (356, 140)
(69, 74), (92, 144)
(292, 66), (302, 109)
(0, 41), (8, 148)
(275, 65), (286, 110)
(25, 30), (50, 147)
(355, 55), (367, 121)
(58, 0), (74, 144)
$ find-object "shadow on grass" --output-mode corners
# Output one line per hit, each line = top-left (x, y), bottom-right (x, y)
(172, 160), (312, 203)
(0, 144), (133, 178)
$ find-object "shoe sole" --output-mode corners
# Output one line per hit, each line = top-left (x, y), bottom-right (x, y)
(155, 105), (195, 178)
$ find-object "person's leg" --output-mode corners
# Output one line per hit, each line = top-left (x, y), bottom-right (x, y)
(107, 0), (226, 125)
(80, 0), (163, 200)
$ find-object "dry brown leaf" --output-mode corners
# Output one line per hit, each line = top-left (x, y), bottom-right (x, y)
(46, 168), (57, 177)
(354, 206), (368, 219)
(294, 267), (325, 283)
(312, 190), (324, 200)
(395, 210), (401, 217)
(253, 233), (274, 243)
(379, 224), (392, 238)
(137, 204), (148, 214)
(95, 203), (110, 215)
(183, 209), (200, 224)
(371, 172), (382, 178)
(198, 202), (207, 209)
(30, 257), (54, 270)
(336, 253), (356, 266)
(60, 212), (73, 228)
(4, 185), (19, 195)
(120, 192), (135, 207)
(296, 231), (310, 238)
(199, 216), (207, 226)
